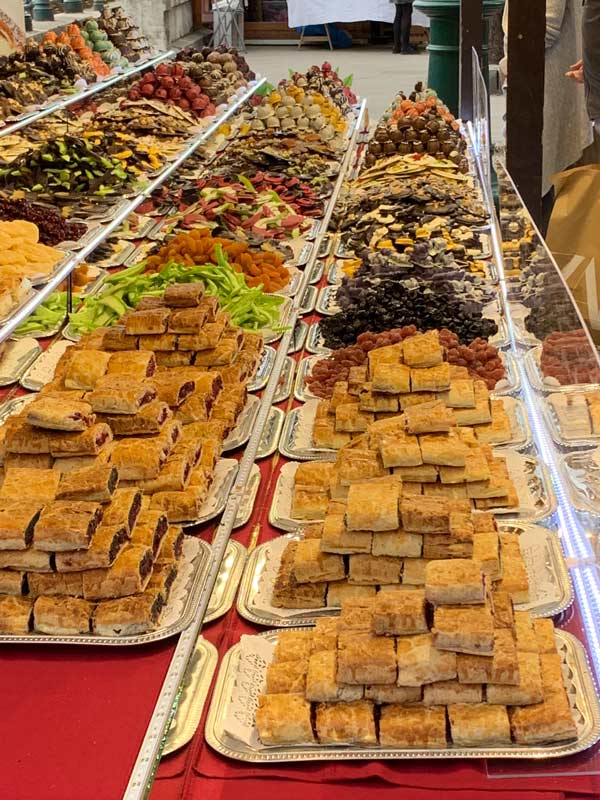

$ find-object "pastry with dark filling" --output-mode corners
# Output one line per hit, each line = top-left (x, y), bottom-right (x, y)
(33, 596), (93, 635)
(87, 377), (157, 415)
(34, 501), (103, 552)
(82, 544), (154, 600)
(56, 464), (118, 503)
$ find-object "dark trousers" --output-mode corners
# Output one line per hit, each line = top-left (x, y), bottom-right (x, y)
(393, 3), (413, 51)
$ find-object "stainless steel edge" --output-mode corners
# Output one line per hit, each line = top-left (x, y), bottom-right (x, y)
(0, 79), (267, 345)
(0, 51), (177, 140)
(256, 406), (285, 460)
(162, 637), (219, 756)
(122, 99), (368, 800)
(205, 540), (248, 623)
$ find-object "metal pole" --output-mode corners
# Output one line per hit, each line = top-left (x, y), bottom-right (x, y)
(505, 0), (545, 226)
(459, 0), (483, 120)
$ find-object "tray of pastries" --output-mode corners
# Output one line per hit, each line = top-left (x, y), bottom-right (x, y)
(294, 349), (520, 406)
(279, 395), (532, 462)
(237, 516), (572, 627)
(0, 284), (268, 643)
(270, 424), (555, 532)
(0, 489), (212, 645)
(205, 619), (600, 760)
(545, 391), (600, 449)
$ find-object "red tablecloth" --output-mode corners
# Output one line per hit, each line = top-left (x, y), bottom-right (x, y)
(150, 453), (600, 800)
(2, 293), (599, 800)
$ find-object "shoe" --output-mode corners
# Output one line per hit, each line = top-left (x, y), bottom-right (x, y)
(392, 45), (402, 54)
(401, 45), (419, 54)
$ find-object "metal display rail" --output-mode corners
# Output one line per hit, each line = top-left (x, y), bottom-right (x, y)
(0, 78), (266, 344)
(122, 99), (369, 800)
(0, 51), (177, 140)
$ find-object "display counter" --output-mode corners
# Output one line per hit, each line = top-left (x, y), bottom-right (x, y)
(1, 31), (600, 800)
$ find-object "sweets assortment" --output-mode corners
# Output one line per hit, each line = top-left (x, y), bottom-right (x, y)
(0, 38), (596, 774)
(365, 89), (467, 169)
(0, 283), (262, 637)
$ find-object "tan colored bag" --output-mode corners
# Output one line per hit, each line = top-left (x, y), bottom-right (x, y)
(547, 164), (600, 343)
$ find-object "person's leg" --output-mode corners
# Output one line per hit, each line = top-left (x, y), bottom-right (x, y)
(401, 3), (412, 51)
(393, 3), (402, 53)
(400, 4), (417, 53)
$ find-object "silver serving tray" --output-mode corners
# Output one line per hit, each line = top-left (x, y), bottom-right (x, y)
(278, 396), (532, 462)
(297, 284), (318, 316)
(305, 218), (323, 241)
(287, 320), (308, 355)
(205, 540), (248, 623)
(20, 339), (75, 391)
(0, 393), (36, 424)
(76, 267), (107, 299)
(89, 240), (137, 269)
(123, 240), (156, 267)
(262, 297), (293, 345)
(562, 451), (600, 520)
(205, 628), (600, 762)
(275, 267), (303, 298)
(0, 285), (39, 326)
(236, 522), (572, 628)
(315, 284), (338, 316)
(306, 259), (324, 285)
(30, 251), (73, 288)
(543, 394), (599, 450)
(163, 635), (218, 756)
(317, 235), (332, 259)
(507, 301), (541, 349)
(223, 395), (261, 452)
(182, 459), (239, 528)
(0, 538), (210, 646)
(305, 321), (332, 356)
(256, 406), (285, 460)
(111, 215), (157, 242)
(234, 465), (262, 529)
(11, 319), (65, 341)
(61, 323), (82, 343)
(292, 241), (313, 269)
(269, 454), (556, 533)
(0, 338), (41, 387)
(524, 346), (600, 395)
(247, 347), (276, 393)
(273, 357), (295, 404)
(293, 353), (519, 404)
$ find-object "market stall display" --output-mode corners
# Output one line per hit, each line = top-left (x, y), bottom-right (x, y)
(0, 36), (600, 800)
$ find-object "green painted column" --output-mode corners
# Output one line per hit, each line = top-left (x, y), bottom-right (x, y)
(414, 0), (504, 115)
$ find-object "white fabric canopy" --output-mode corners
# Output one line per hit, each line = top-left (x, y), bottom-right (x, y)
(286, 1), (429, 28)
